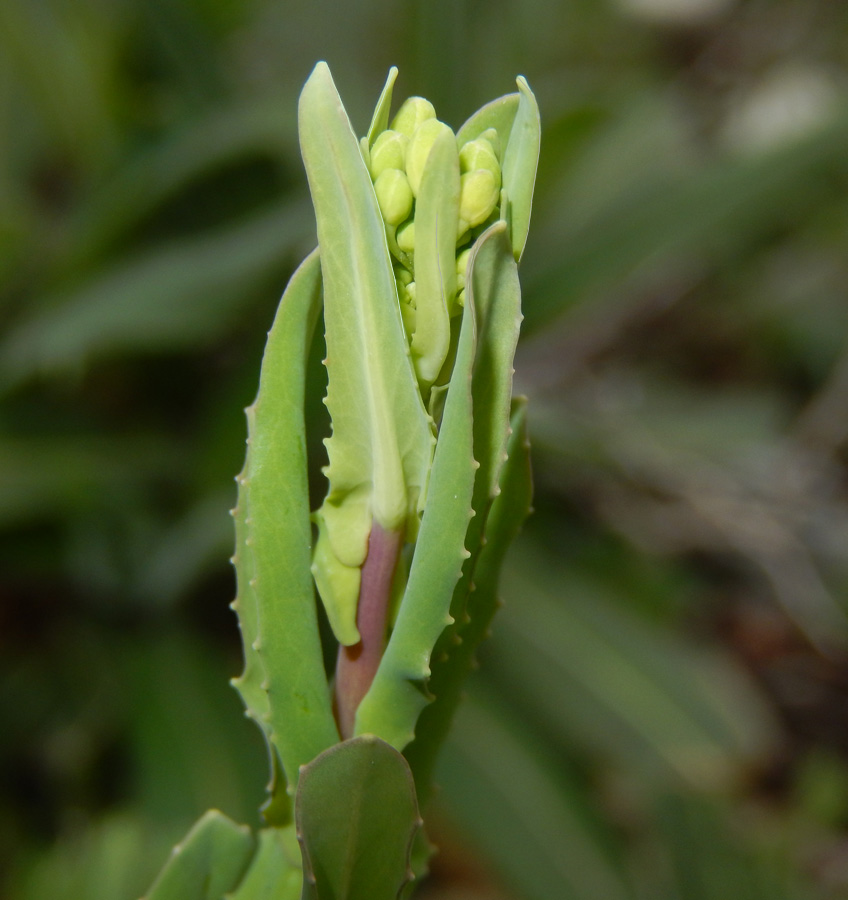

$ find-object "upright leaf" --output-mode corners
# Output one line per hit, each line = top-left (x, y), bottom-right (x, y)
(366, 67), (399, 147)
(406, 399), (533, 801)
(354, 284), (477, 748)
(501, 77), (541, 261)
(409, 126), (460, 390)
(233, 250), (339, 802)
(298, 61), (434, 642)
(456, 79), (540, 261)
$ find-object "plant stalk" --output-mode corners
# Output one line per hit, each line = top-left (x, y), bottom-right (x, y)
(335, 521), (403, 739)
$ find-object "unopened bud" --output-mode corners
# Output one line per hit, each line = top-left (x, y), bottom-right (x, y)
(374, 168), (414, 226)
(396, 273), (416, 306)
(396, 277), (417, 334)
(398, 281), (417, 339)
(458, 169), (499, 233)
(459, 138), (501, 187)
(479, 128), (500, 157)
(406, 119), (454, 197)
(396, 219), (416, 253)
(455, 247), (471, 291)
(390, 96), (436, 137)
(370, 129), (409, 178)
(455, 247), (472, 277)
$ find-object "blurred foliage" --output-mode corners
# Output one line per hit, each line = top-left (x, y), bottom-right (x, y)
(2, 0), (848, 898)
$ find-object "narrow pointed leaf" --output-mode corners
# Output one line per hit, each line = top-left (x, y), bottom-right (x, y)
(296, 736), (421, 900)
(234, 249), (339, 800)
(298, 61), (433, 563)
(410, 126), (460, 388)
(354, 287), (477, 748)
(406, 399), (533, 801)
(142, 811), (256, 900)
(501, 77), (540, 261)
(465, 221), (523, 563)
(456, 80), (540, 261)
(367, 67), (399, 146)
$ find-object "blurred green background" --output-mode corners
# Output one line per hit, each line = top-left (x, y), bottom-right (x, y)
(2, 0), (848, 897)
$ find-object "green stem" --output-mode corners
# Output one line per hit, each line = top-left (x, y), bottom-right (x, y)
(335, 522), (403, 739)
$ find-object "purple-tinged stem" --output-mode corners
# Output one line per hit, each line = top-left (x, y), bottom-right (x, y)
(334, 521), (403, 739)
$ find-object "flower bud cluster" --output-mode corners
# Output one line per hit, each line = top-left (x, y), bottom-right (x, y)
(366, 96), (504, 337)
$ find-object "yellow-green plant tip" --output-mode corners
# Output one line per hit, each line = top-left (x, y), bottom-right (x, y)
(459, 138), (501, 185)
(479, 127), (500, 156)
(395, 275), (416, 311)
(455, 246), (472, 276)
(458, 169), (499, 230)
(390, 96), (436, 137)
(370, 129), (409, 179)
(375, 168), (414, 226)
(396, 219), (416, 253)
(394, 264), (413, 286)
(399, 280), (417, 336)
(406, 119), (455, 197)
(456, 287), (466, 307)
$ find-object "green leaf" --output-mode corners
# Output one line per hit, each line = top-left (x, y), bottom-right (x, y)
(409, 125), (460, 389)
(401, 223), (526, 799)
(142, 811), (256, 900)
(366, 67), (399, 147)
(465, 221), (523, 569)
(298, 61), (434, 639)
(405, 398), (533, 802)
(354, 276), (477, 749)
(456, 94), (520, 157)
(225, 827), (302, 900)
(233, 249), (339, 803)
(456, 78), (541, 261)
(501, 77), (541, 262)
(296, 736), (421, 900)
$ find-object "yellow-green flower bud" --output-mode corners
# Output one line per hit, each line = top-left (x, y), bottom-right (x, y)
(406, 119), (454, 197)
(455, 247), (472, 277)
(394, 264), (413, 286)
(396, 219), (416, 253)
(370, 129), (409, 178)
(456, 287), (466, 308)
(459, 138), (501, 187)
(390, 96), (436, 137)
(458, 169), (499, 233)
(479, 128), (500, 157)
(397, 278), (416, 334)
(374, 168), (414, 226)
(455, 247), (471, 291)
